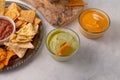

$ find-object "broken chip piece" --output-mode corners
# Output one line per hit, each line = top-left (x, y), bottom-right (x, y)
(33, 17), (41, 26)
(66, 0), (87, 7)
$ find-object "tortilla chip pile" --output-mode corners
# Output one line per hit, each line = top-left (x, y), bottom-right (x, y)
(0, 2), (41, 69)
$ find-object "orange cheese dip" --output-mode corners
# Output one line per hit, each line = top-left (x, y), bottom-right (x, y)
(80, 9), (109, 33)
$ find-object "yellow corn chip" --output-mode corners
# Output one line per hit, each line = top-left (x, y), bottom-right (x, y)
(5, 8), (8, 13)
(0, 48), (6, 61)
(9, 34), (17, 42)
(17, 18), (30, 28)
(4, 42), (34, 49)
(17, 23), (36, 36)
(9, 34), (31, 43)
(4, 50), (16, 66)
(15, 20), (23, 28)
(4, 42), (28, 58)
(20, 10), (36, 23)
(0, 62), (4, 69)
(17, 42), (34, 49)
(21, 21), (28, 27)
(15, 35), (32, 43)
(34, 25), (39, 34)
(0, 0), (5, 15)
(17, 16), (24, 21)
(5, 3), (20, 20)
(8, 46), (27, 58)
(33, 17), (41, 26)
(5, 8), (20, 20)
(8, 3), (21, 11)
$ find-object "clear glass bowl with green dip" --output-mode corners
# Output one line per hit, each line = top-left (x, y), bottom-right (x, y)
(46, 28), (80, 61)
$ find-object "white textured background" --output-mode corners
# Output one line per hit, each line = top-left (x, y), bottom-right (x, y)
(0, 0), (120, 80)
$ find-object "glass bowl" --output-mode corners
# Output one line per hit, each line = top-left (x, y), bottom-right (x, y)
(0, 16), (16, 45)
(79, 8), (110, 39)
(46, 28), (80, 61)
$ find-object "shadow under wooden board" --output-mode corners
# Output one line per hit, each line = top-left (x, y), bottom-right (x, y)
(22, 0), (84, 27)
(0, 1), (44, 72)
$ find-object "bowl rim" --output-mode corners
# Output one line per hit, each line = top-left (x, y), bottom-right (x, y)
(46, 28), (80, 57)
(0, 16), (16, 42)
(78, 8), (111, 34)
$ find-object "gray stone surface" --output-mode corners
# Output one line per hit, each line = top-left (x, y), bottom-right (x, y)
(0, 0), (120, 80)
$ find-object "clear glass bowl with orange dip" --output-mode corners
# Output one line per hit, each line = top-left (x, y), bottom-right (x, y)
(79, 8), (110, 39)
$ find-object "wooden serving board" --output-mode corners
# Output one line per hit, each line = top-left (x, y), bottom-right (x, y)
(22, 0), (83, 27)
